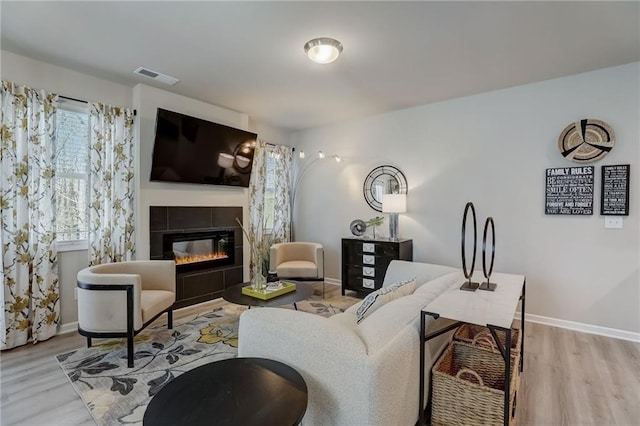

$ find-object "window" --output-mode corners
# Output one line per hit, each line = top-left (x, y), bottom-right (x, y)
(54, 103), (90, 248)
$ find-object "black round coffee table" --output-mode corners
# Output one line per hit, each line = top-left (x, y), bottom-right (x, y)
(222, 281), (314, 309)
(143, 357), (308, 426)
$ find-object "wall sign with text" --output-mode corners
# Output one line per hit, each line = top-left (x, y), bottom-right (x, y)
(601, 164), (630, 216)
(545, 166), (594, 215)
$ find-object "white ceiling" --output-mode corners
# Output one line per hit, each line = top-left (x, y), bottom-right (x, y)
(2, 1), (639, 131)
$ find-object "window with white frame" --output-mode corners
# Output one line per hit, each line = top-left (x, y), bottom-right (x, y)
(54, 103), (90, 246)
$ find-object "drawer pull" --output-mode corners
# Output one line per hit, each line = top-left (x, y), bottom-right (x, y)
(362, 278), (375, 289)
(362, 255), (375, 265)
(362, 243), (375, 253)
(363, 267), (375, 277)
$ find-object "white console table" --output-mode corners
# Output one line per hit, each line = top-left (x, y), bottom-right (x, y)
(418, 270), (526, 426)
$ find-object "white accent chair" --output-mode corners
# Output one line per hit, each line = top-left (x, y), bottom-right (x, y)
(76, 260), (176, 367)
(270, 242), (324, 296)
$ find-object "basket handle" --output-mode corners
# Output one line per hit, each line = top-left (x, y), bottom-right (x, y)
(472, 333), (497, 351)
(455, 368), (484, 386)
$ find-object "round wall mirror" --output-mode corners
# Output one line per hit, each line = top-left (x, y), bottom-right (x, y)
(363, 165), (408, 212)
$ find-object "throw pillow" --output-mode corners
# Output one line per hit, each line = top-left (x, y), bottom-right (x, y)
(356, 278), (417, 324)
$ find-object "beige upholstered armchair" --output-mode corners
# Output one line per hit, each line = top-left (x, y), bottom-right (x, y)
(76, 260), (176, 367)
(270, 242), (325, 296)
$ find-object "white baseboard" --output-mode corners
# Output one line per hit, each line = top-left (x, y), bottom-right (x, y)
(324, 278), (341, 286)
(517, 311), (640, 343)
(58, 321), (78, 335)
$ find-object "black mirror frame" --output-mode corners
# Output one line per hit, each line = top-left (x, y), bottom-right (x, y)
(362, 165), (408, 212)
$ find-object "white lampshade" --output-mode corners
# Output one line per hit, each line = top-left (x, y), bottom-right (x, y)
(382, 194), (407, 213)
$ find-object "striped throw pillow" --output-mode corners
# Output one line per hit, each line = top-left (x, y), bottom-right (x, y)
(356, 278), (417, 324)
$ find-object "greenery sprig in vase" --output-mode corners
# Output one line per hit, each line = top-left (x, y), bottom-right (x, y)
(366, 216), (384, 239)
(235, 217), (284, 290)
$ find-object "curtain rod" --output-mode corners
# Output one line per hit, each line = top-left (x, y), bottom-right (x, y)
(263, 141), (295, 151)
(59, 95), (137, 116)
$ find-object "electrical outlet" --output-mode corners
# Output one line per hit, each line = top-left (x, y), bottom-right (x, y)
(604, 217), (623, 229)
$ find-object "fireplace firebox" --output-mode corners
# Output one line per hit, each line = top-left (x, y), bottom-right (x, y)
(162, 230), (234, 273)
(150, 206), (244, 309)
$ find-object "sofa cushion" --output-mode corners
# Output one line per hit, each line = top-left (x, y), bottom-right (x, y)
(383, 260), (459, 289)
(356, 278), (416, 324)
(355, 271), (462, 354)
(140, 290), (175, 327)
(276, 260), (318, 278)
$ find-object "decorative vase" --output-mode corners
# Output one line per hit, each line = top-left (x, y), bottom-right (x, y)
(251, 251), (267, 291)
(251, 273), (267, 291)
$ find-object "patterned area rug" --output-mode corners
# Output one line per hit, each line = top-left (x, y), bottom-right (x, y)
(56, 296), (357, 425)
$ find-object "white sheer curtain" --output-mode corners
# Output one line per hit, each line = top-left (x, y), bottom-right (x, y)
(269, 143), (293, 242)
(1, 81), (59, 349)
(87, 103), (136, 265)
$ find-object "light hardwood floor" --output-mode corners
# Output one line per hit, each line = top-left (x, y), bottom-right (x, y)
(1, 283), (638, 426)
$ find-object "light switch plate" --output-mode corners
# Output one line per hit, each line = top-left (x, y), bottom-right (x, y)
(604, 217), (623, 229)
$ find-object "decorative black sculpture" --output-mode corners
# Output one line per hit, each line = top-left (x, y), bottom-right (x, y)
(479, 217), (497, 291)
(459, 202), (480, 291)
(349, 219), (366, 237)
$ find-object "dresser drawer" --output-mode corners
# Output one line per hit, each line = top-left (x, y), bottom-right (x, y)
(344, 275), (385, 293)
(341, 238), (413, 297)
(346, 264), (387, 280)
(362, 254), (376, 265)
(362, 242), (376, 253)
(359, 242), (399, 257)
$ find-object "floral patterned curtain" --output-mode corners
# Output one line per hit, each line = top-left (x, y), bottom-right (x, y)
(246, 140), (292, 279)
(88, 103), (135, 265)
(1, 81), (59, 349)
(247, 140), (267, 280)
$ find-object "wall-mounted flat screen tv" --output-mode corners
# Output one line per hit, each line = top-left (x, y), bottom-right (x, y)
(150, 108), (257, 187)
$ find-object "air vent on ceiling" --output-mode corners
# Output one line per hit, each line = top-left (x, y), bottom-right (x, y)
(133, 67), (179, 85)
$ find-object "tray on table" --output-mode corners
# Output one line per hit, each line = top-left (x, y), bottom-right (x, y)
(241, 281), (297, 300)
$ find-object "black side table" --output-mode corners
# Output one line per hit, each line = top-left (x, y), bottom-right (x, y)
(143, 357), (308, 426)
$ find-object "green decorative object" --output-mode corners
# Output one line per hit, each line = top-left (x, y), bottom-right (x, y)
(366, 216), (384, 239)
(241, 281), (297, 300)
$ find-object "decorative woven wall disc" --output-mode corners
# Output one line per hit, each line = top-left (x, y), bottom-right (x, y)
(557, 119), (615, 163)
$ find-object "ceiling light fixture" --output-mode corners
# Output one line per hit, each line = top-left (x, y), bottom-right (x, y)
(304, 37), (343, 64)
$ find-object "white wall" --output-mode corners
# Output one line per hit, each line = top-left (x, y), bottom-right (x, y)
(2, 51), (292, 327)
(291, 62), (640, 335)
(1, 50), (131, 107)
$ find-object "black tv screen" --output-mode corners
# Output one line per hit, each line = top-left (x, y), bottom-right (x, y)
(150, 108), (258, 187)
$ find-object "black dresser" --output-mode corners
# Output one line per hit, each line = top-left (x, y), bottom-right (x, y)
(341, 238), (413, 296)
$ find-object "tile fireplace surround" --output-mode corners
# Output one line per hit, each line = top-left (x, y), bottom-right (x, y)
(149, 206), (244, 309)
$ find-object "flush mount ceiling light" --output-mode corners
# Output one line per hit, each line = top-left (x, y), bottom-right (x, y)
(304, 37), (343, 64)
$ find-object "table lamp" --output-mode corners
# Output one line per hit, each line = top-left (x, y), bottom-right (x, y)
(382, 194), (407, 240)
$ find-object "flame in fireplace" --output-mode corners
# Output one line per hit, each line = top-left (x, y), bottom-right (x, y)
(174, 252), (229, 265)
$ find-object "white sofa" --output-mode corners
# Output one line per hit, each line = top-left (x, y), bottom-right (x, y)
(238, 260), (462, 426)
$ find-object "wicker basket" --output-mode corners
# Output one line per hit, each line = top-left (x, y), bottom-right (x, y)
(431, 341), (520, 426)
(454, 324), (521, 355)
